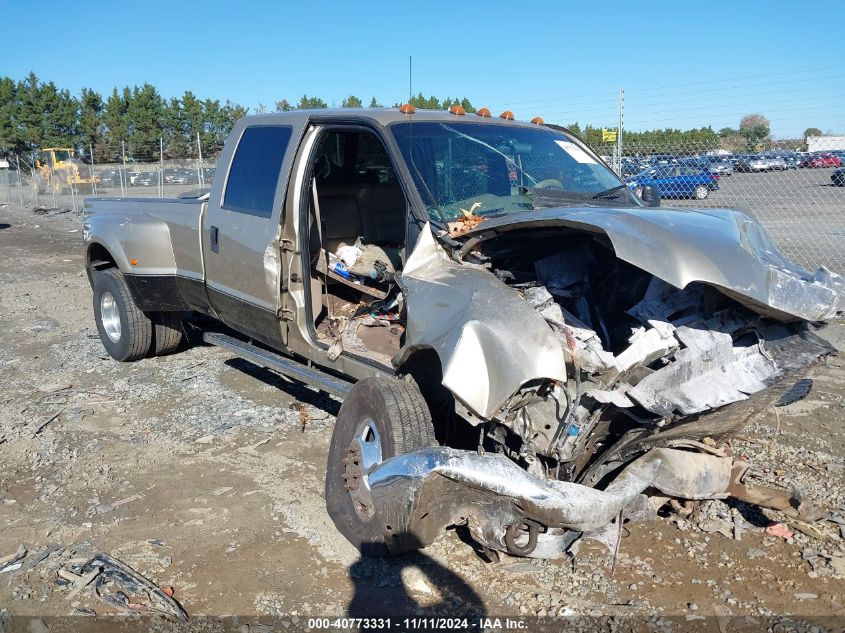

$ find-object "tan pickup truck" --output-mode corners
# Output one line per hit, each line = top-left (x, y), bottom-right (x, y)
(83, 107), (842, 560)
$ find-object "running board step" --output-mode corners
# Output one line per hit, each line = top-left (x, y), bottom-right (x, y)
(203, 332), (352, 399)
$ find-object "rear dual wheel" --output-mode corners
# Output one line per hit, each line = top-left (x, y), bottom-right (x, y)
(92, 269), (183, 361)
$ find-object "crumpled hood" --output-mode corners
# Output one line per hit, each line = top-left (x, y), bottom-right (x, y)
(464, 206), (844, 322)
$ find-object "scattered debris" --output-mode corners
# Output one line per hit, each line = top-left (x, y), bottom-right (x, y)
(94, 494), (144, 515)
(0, 544), (27, 572)
(79, 553), (188, 620)
(765, 523), (795, 540)
(32, 407), (66, 436)
(446, 202), (485, 237)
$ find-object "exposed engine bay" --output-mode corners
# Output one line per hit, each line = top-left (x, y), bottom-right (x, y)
(379, 208), (842, 559)
(463, 227), (833, 484)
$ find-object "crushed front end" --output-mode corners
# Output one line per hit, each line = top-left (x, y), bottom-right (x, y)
(364, 208), (841, 559)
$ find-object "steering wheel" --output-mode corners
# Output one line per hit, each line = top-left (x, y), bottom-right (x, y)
(534, 178), (564, 190)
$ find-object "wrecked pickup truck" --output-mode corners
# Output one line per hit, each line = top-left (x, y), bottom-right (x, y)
(83, 106), (843, 560)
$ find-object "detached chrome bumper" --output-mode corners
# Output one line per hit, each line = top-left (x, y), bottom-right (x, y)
(366, 446), (736, 557)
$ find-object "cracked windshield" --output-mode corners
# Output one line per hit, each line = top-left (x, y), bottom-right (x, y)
(391, 121), (634, 223)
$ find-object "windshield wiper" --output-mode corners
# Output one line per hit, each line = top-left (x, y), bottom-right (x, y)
(591, 184), (629, 200)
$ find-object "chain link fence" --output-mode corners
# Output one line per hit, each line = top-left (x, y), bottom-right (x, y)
(0, 135), (221, 212)
(595, 136), (845, 274)
(2, 130), (843, 275)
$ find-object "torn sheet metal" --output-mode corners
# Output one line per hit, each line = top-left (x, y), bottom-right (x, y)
(627, 326), (780, 416)
(463, 206), (844, 322)
(397, 225), (566, 419)
(366, 446), (733, 554)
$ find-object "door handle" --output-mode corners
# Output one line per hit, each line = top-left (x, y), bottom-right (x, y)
(210, 225), (219, 253)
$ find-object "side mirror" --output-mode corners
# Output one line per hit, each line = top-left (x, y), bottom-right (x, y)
(641, 185), (661, 207)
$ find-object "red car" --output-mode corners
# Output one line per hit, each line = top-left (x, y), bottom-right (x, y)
(803, 153), (843, 168)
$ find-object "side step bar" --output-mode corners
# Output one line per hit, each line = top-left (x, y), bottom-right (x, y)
(203, 332), (353, 399)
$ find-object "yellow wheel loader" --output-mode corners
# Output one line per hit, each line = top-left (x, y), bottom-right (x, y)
(34, 148), (101, 194)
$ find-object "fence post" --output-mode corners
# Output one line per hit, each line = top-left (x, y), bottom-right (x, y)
(121, 140), (128, 197)
(90, 144), (98, 196)
(49, 163), (57, 207)
(617, 88), (624, 168)
(196, 132), (205, 188)
(15, 155), (24, 205)
(159, 137), (164, 198)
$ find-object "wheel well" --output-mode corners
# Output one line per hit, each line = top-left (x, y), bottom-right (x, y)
(87, 243), (117, 271)
(399, 348), (478, 449)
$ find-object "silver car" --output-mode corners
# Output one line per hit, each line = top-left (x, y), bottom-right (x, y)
(702, 156), (734, 176)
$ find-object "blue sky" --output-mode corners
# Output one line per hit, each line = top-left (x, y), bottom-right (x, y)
(3, 0), (844, 138)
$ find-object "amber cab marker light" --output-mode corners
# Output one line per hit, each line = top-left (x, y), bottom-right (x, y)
(500, 110), (515, 120)
(449, 104), (466, 116)
(130, 258), (138, 266)
(477, 107), (492, 118)
(399, 103), (415, 114)
(531, 116), (544, 125)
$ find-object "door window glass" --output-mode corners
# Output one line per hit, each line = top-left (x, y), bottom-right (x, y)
(223, 126), (292, 217)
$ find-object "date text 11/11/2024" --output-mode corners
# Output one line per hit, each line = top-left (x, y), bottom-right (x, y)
(307, 617), (529, 630)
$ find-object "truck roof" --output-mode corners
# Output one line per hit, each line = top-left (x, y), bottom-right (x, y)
(240, 107), (543, 130)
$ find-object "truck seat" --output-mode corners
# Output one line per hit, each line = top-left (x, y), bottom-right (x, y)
(319, 184), (405, 253)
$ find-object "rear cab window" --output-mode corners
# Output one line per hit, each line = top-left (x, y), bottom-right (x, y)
(223, 126), (293, 217)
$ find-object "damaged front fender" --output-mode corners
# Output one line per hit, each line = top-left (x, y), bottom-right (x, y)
(396, 227), (566, 419)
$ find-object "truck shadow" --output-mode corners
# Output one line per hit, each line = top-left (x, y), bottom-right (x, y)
(223, 357), (341, 417)
(0, 223), (10, 230)
(347, 548), (487, 624)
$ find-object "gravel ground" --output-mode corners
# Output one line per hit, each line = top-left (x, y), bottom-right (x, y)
(1, 201), (844, 632)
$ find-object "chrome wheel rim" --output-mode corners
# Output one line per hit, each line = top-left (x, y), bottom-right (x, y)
(343, 417), (383, 521)
(100, 291), (122, 343)
(695, 186), (707, 199)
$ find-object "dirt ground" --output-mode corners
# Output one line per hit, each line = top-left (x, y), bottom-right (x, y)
(1, 201), (844, 632)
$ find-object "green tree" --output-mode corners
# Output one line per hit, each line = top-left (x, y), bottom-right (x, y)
(368, 96), (382, 108)
(297, 94), (328, 109)
(341, 95), (362, 108)
(79, 88), (103, 156)
(803, 127), (822, 138)
(16, 72), (48, 153)
(739, 113), (770, 149)
(275, 99), (292, 112)
(125, 83), (165, 156)
(0, 77), (19, 153)
(163, 97), (189, 158)
(101, 87), (130, 157)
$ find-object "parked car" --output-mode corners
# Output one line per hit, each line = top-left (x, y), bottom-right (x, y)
(81, 108), (838, 562)
(698, 156), (734, 176)
(765, 156), (788, 171)
(134, 171), (160, 186)
(802, 153), (842, 168)
(163, 168), (199, 185)
(832, 168), (845, 186)
(97, 168), (131, 187)
(735, 155), (770, 173)
(626, 164), (719, 199)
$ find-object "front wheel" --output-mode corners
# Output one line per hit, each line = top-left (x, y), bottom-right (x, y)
(92, 269), (152, 361)
(693, 184), (709, 200)
(326, 377), (437, 556)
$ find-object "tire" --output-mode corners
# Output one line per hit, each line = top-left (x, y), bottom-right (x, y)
(326, 377), (437, 556)
(92, 268), (152, 361)
(151, 312), (183, 356)
(693, 185), (709, 200)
